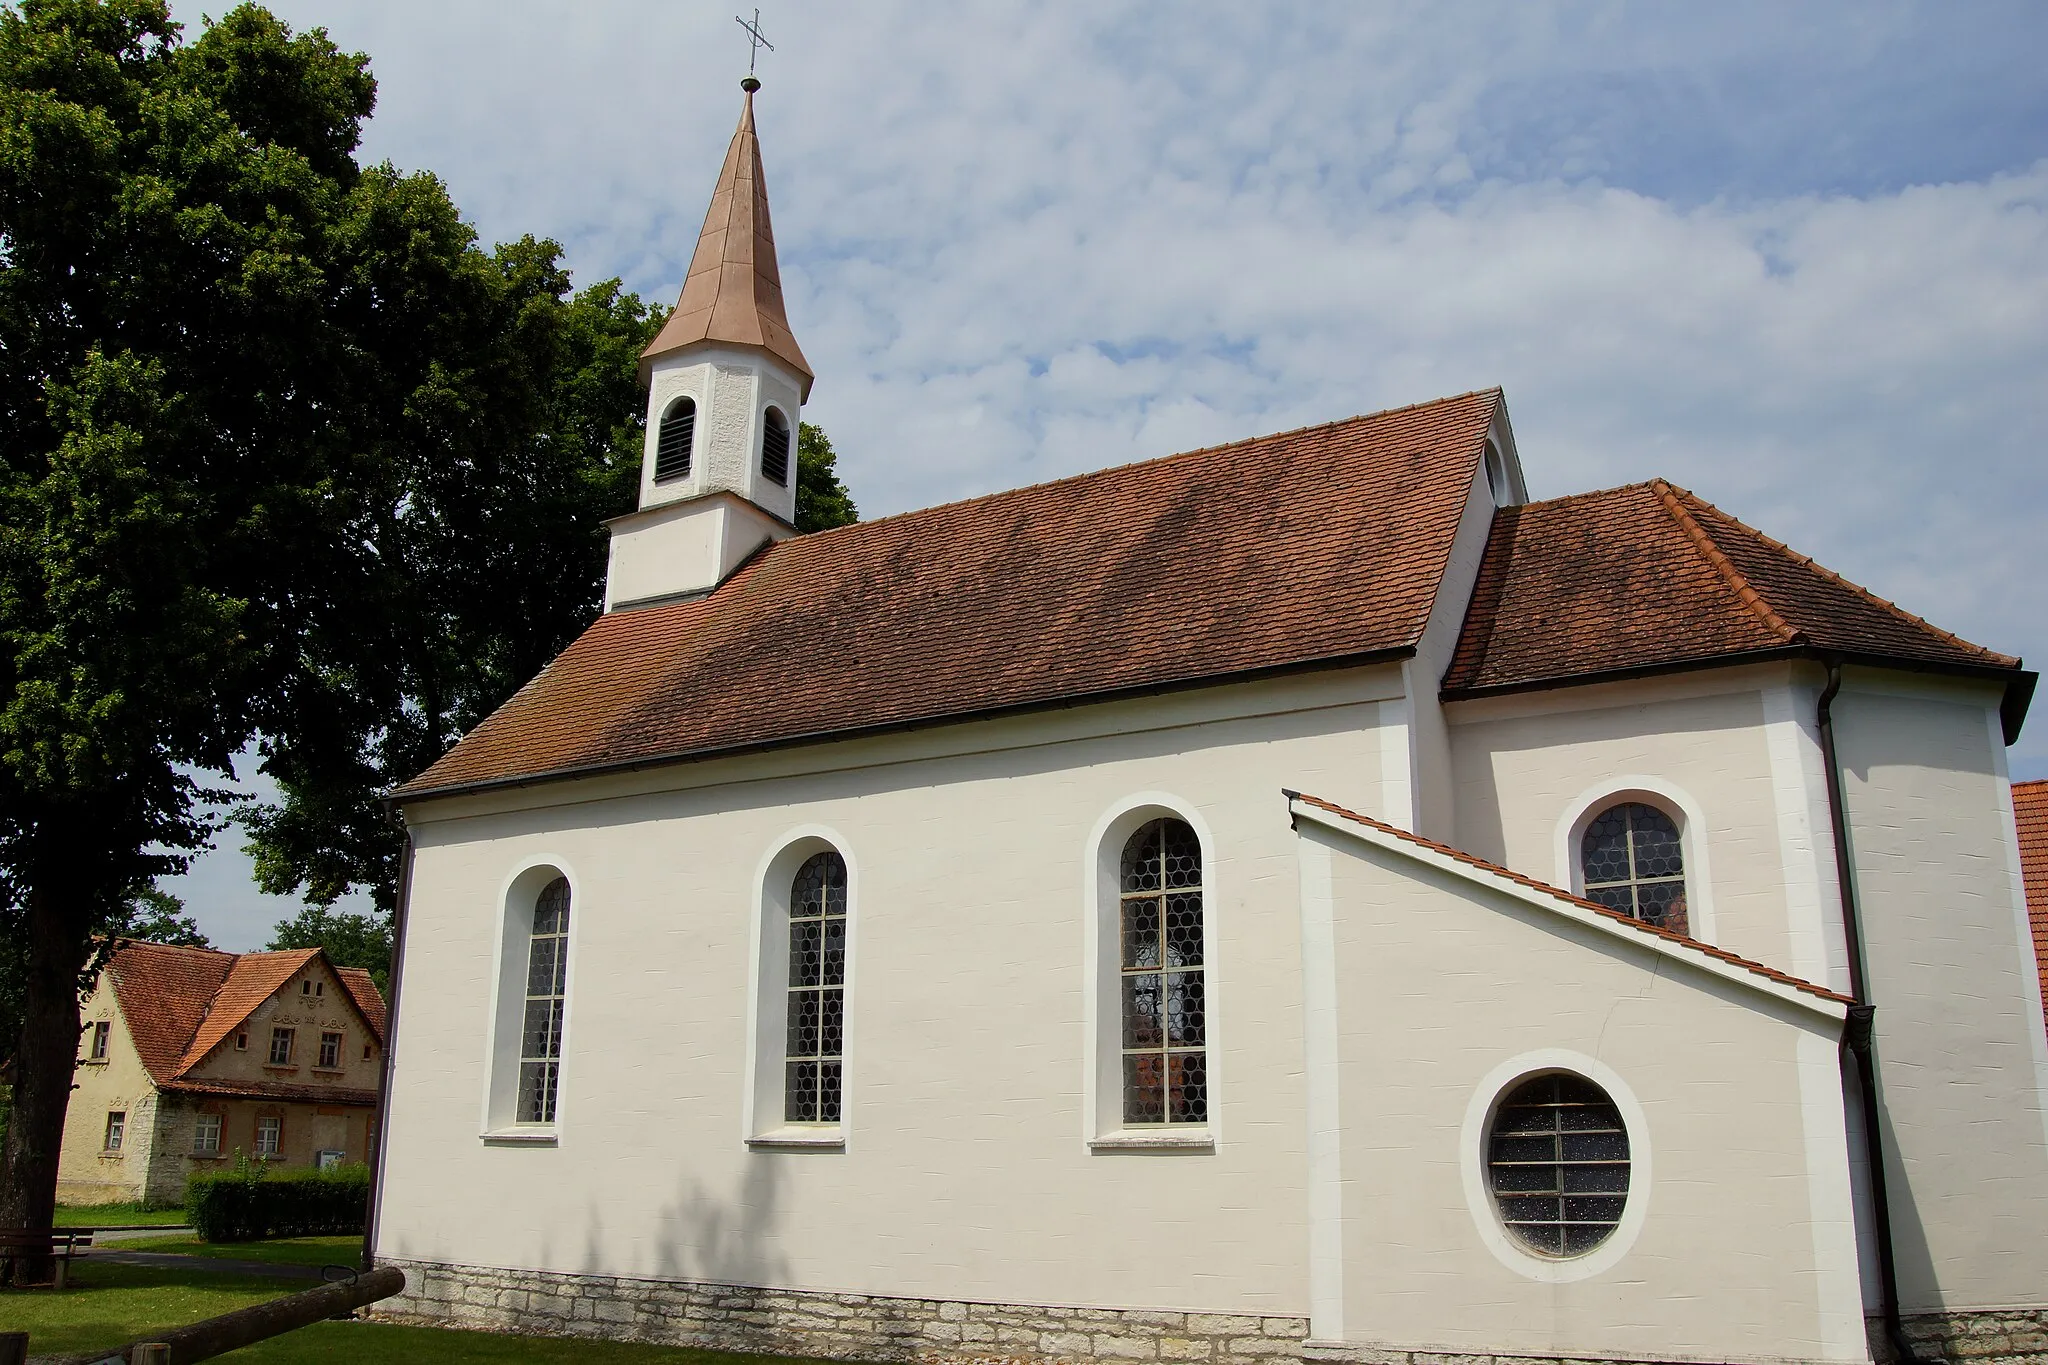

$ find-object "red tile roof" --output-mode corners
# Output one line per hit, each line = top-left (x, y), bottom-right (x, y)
(398, 390), (1505, 799)
(100, 940), (387, 1089)
(1289, 790), (1853, 1008)
(2014, 780), (2048, 1043)
(1443, 480), (2024, 701)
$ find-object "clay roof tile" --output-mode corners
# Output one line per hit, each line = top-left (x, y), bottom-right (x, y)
(2014, 780), (2048, 1044)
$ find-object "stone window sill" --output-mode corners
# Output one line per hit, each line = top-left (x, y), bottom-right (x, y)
(262, 1065), (299, 1075)
(479, 1129), (558, 1148)
(746, 1128), (845, 1151)
(80, 1058), (108, 1067)
(310, 1066), (344, 1075)
(190, 1151), (225, 1160)
(97, 1149), (124, 1160)
(1088, 1131), (1215, 1152)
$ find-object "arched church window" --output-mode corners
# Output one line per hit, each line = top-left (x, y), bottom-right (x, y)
(761, 407), (791, 487)
(1580, 801), (1687, 934)
(518, 877), (572, 1124)
(1119, 818), (1206, 1125)
(785, 850), (847, 1123)
(1487, 1071), (1631, 1258)
(655, 396), (696, 483)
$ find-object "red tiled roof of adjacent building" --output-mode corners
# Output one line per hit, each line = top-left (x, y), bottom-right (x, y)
(398, 389), (1506, 799)
(2014, 780), (2048, 1043)
(1288, 790), (1853, 1008)
(101, 940), (388, 1089)
(1443, 480), (2023, 701)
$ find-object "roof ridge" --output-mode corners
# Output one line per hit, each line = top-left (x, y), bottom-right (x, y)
(2016, 778), (2048, 792)
(1664, 482), (2019, 668)
(780, 388), (1506, 547)
(1650, 479), (1802, 645)
(1288, 790), (1852, 1007)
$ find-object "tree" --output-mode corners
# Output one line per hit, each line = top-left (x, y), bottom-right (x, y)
(115, 887), (210, 948)
(796, 421), (859, 533)
(268, 904), (391, 995)
(0, 0), (655, 1255)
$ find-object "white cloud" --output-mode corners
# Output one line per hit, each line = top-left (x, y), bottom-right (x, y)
(182, 0), (2048, 943)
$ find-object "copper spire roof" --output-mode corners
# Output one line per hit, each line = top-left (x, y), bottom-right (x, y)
(641, 82), (813, 396)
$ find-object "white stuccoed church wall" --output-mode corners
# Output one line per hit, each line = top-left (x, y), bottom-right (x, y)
(1831, 673), (2048, 1315)
(379, 667), (1406, 1323)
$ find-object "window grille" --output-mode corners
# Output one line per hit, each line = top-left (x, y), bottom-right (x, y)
(761, 408), (791, 486)
(318, 1031), (343, 1068)
(89, 1020), (109, 1060)
(1581, 801), (1688, 934)
(518, 877), (573, 1124)
(193, 1113), (222, 1154)
(104, 1111), (125, 1152)
(268, 1027), (295, 1065)
(1119, 818), (1207, 1125)
(784, 850), (847, 1123)
(655, 397), (697, 483)
(1487, 1072), (1630, 1257)
(255, 1115), (282, 1157)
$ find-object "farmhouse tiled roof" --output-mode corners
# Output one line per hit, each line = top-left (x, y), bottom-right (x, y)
(2014, 780), (2048, 1043)
(1287, 790), (1852, 1008)
(640, 83), (812, 395)
(101, 940), (387, 1089)
(397, 389), (1506, 799)
(1443, 480), (2023, 699)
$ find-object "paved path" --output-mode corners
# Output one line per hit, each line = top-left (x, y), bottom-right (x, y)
(86, 1225), (195, 1243)
(90, 1248), (329, 1279)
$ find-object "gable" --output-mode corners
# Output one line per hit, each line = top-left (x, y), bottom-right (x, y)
(397, 389), (1503, 800)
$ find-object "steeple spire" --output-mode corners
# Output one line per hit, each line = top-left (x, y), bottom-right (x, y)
(641, 80), (812, 399)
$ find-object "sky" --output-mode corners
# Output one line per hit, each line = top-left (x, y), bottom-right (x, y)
(162, 0), (2048, 949)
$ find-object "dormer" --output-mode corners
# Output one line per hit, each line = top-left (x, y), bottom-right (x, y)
(606, 77), (813, 611)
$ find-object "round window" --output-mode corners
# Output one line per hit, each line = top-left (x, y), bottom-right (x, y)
(1486, 1072), (1631, 1258)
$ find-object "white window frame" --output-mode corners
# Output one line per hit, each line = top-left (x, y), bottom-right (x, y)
(1083, 794), (1221, 1150)
(255, 1115), (283, 1158)
(1554, 776), (1717, 945)
(317, 1031), (343, 1069)
(88, 1020), (109, 1061)
(268, 1027), (295, 1066)
(103, 1111), (125, 1153)
(193, 1112), (223, 1155)
(744, 828), (857, 1149)
(480, 858), (581, 1144)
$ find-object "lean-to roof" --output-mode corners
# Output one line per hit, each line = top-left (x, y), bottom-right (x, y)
(2014, 779), (2048, 1043)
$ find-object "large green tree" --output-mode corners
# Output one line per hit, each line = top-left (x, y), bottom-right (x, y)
(0, 0), (665, 1253)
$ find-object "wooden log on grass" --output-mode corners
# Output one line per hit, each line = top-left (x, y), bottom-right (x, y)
(53, 1264), (404, 1365)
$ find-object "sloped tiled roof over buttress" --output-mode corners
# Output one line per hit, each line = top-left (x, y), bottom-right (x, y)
(397, 389), (1505, 799)
(1443, 480), (2031, 733)
(2013, 780), (2048, 1045)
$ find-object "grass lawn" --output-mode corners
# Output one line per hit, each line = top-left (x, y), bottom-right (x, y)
(3, 1258), (843, 1364)
(54, 1200), (190, 1227)
(127, 1233), (362, 1268)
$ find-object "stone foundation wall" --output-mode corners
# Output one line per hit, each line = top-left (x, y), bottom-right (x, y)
(374, 1259), (1307, 1365)
(375, 1261), (2048, 1365)
(1890, 1308), (2048, 1364)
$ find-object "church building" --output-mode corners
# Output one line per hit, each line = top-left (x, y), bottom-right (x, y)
(369, 80), (2048, 1365)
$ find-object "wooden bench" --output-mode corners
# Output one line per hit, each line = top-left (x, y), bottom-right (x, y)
(0, 1228), (93, 1289)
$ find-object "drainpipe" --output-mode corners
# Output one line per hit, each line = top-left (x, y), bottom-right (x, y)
(1817, 662), (1918, 1365)
(361, 833), (416, 1272)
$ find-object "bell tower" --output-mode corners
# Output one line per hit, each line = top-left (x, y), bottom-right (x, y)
(605, 75), (814, 611)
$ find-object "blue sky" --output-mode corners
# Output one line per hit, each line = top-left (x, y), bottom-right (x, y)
(165, 1), (2048, 948)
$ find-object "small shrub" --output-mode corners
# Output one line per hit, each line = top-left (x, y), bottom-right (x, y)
(188, 1153), (370, 1242)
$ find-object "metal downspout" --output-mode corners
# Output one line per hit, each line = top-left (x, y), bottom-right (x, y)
(361, 833), (416, 1272)
(1817, 662), (1918, 1365)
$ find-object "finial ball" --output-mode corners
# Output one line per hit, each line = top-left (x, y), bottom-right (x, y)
(741, 76), (761, 93)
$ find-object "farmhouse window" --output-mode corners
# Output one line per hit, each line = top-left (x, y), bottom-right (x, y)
(256, 1115), (282, 1157)
(318, 1032), (343, 1068)
(88, 1020), (110, 1060)
(104, 1111), (125, 1152)
(193, 1113), (222, 1154)
(1119, 818), (1207, 1125)
(269, 1027), (295, 1065)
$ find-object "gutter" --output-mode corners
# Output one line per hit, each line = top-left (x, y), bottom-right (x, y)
(1816, 661), (1918, 1365)
(361, 834), (416, 1273)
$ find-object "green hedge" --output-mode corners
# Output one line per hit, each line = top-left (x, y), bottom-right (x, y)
(187, 1157), (371, 1242)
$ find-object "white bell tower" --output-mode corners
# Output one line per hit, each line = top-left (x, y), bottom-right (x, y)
(604, 76), (814, 612)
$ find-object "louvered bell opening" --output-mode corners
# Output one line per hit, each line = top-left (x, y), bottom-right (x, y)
(761, 411), (791, 486)
(654, 399), (696, 484)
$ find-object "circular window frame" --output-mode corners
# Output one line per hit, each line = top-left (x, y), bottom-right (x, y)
(1458, 1050), (1651, 1283)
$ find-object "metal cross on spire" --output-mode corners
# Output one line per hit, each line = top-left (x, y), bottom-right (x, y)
(735, 8), (774, 80)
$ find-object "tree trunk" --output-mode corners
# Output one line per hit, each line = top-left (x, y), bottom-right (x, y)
(0, 881), (88, 1285)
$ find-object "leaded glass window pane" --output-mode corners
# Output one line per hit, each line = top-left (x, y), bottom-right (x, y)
(785, 851), (847, 1124)
(1486, 1072), (1631, 1258)
(1579, 802), (1689, 935)
(518, 877), (572, 1124)
(1119, 818), (1207, 1126)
